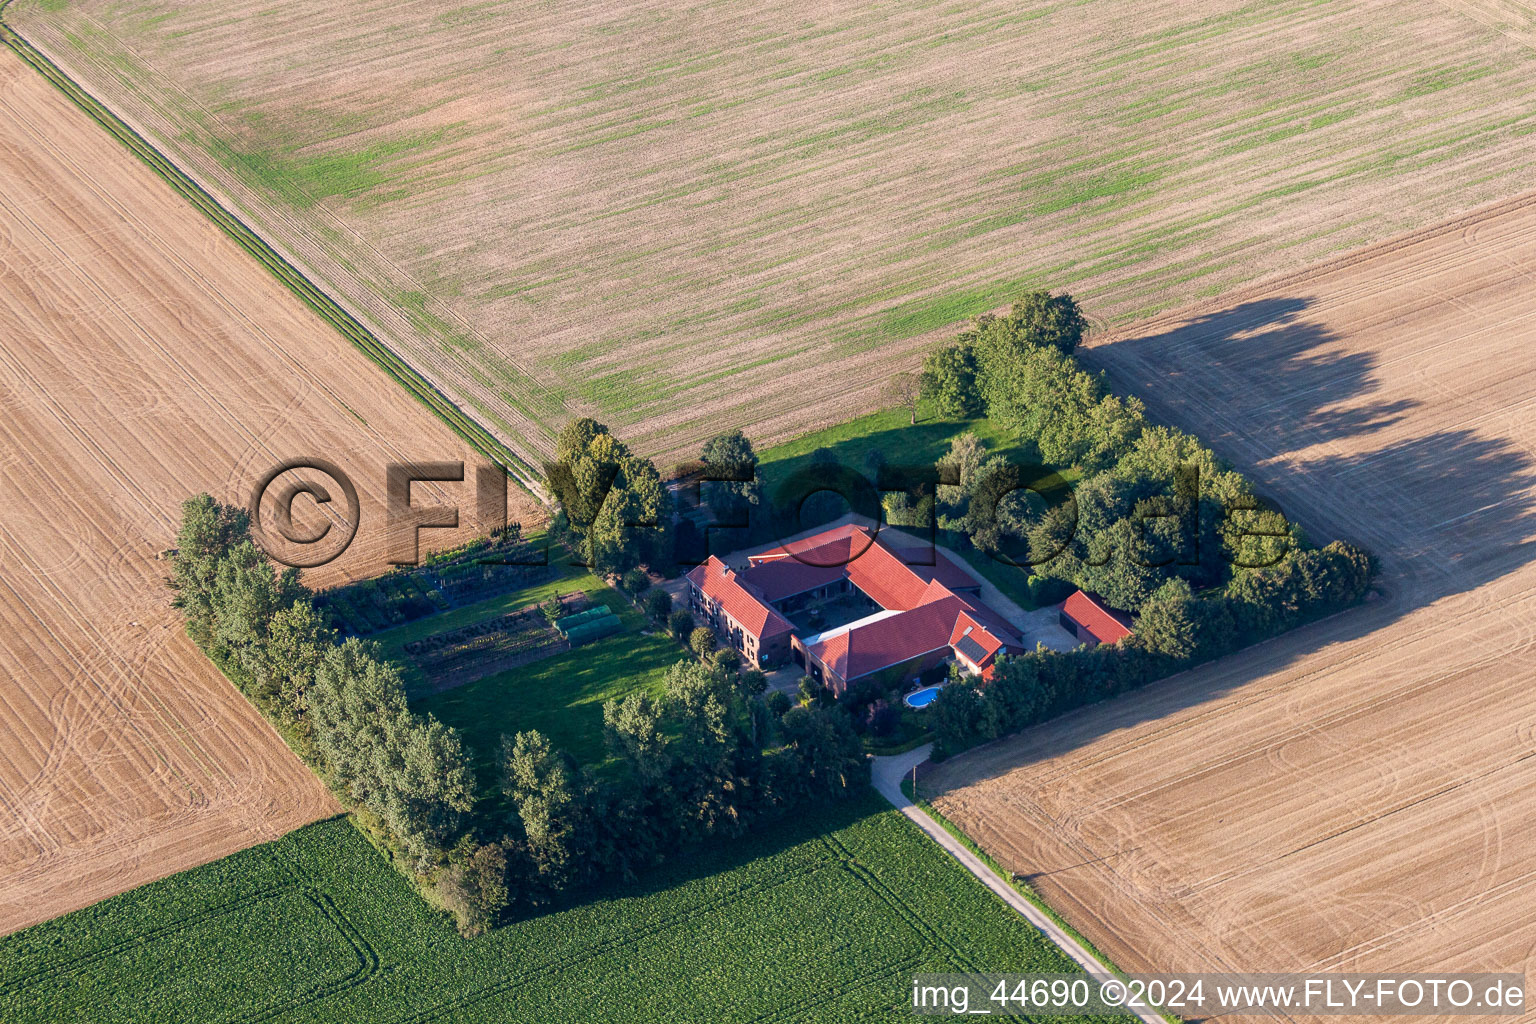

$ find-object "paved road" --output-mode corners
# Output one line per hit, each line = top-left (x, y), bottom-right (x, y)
(871, 745), (1163, 1024)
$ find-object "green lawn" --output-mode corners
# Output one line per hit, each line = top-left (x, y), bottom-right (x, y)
(413, 586), (680, 774)
(755, 401), (1024, 502)
(749, 401), (1092, 616)
(367, 538), (683, 772)
(0, 794), (1126, 1024)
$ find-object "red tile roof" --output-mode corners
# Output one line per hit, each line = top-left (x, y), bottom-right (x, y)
(750, 523), (868, 564)
(686, 556), (794, 641)
(1061, 590), (1134, 645)
(949, 613), (1004, 661)
(808, 594), (963, 681)
(740, 559), (846, 602)
(740, 523), (1024, 683)
(887, 545), (980, 592)
(807, 585), (1022, 683)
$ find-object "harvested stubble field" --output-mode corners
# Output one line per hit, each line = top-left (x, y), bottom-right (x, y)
(13, 0), (1536, 464)
(0, 50), (537, 936)
(923, 192), (1536, 1009)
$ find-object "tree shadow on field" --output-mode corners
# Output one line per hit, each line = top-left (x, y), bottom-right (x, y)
(922, 292), (1536, 800)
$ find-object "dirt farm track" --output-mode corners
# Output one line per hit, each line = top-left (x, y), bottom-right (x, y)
(0, 52), (526, 935)
(926, 191), (1536, 1010)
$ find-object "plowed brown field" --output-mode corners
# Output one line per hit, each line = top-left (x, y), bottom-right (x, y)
(0, 53), (533, 936)
(923, 192), (1536, 1010)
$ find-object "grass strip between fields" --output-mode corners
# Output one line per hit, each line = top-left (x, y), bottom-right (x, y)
(0, 3), (542, 494)
(900, 777), (1182, 1024)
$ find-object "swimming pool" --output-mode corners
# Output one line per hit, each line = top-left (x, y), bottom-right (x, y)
(904, 684), (944, 709)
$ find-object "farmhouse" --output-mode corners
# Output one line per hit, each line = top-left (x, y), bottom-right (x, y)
(1058, 590), (1134, 647)
(687, 524), (1023, 692)
(685, 557), (796, 668)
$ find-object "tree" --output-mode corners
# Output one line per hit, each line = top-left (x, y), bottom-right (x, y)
(660, 659), (756, 836)
(936, 432), (988, 510)
(501, 730), (590, 890)
(668, 608), (695, 642)
(778, 705), (865, 797)
(968, 291), (1087, 362)
(1134, 578), (1199, 660)
(211, 541), (304, 675)
(689, 626), (717, 661)
(307, 638), (410, 798)
(379, 714), (477, 856)
(442, 839), (520, 935)
(169, 494), (251, 647)
(796, 674), (823, 706)
(643, 587), (672, 622)
(976, 339), (1144, 472)
(1009, 291), (1088, 354)
(541, 594), (564, 624)
(554, 416), (610, 467)
(603, 692), (670, 782)
(710, 646), (741, 676)
(588, 455), (672, 575)
(920, 343), (981, 418)
(765, 689), (792, 719)
(548, 418), (672, 573)
(930, 681), (983, 757)
(886, 371), (921, 425)
(700, 430), (762, 523)
(738, 668), (769, 699)
(255, 599), (336, 720)
(1025, 466), (1193, 611)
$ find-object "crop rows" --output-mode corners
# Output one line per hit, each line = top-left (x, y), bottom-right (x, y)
(0, 795), (1125, 1023)
(14, 0), (1536, 462)
(0, 1), (542, 488)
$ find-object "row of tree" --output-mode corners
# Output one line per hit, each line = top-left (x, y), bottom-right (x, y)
(928, 539), (1377, 757)
(170, 494), (864, 935)
(914, 292), (1347, 612)
(901, 290), (1379, 754)
(170, 495), (476, 862)
(456, 655), (866, 927)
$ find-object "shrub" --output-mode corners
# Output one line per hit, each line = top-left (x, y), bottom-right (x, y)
(668, 608), (695, 642)
(711, 647), (741, 675)
(765, 690), (792, 719)
(643, 587), (672, 622)
(739, 669), (769, 698)
(797, 675), (823, 706)
(865, 699), (900, 738)
(541, 594), (564, 624)
(621, 567), (650, 596)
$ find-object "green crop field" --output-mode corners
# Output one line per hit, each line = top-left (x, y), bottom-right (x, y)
(0, 794), (1127, 1024)
(12, 0), (1536, 466)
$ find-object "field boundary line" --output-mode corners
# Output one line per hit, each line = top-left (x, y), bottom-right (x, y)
(0, 5), (546, 500)
(871, 746), (1172, 1024)
(1091, 187), (1536, 351)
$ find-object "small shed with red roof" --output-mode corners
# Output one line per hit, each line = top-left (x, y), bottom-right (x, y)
(1059, 590), (1134, 647)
